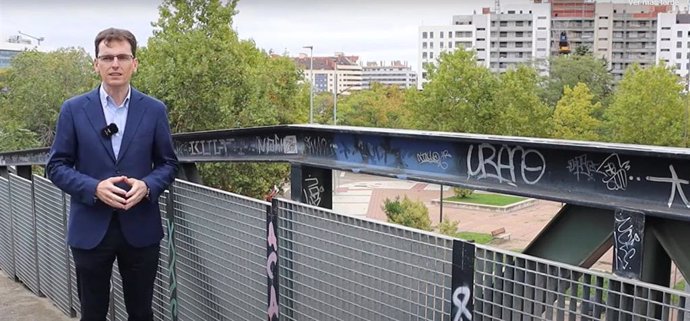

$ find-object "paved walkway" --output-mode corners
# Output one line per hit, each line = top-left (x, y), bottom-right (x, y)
(0, 270), (73, 321)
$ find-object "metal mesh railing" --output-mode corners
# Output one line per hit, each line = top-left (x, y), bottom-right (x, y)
(274, 198), (455, 321)
(33, 175), (71, 315)
(0, 176), (13, 278)
(172, 180), (269, 321)
(474, 245), (690, 321)
(9, 174), (39, 295)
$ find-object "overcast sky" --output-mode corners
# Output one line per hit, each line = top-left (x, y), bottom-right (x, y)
(1, 0), (638, 71)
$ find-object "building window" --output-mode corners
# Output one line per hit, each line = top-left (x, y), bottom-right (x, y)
(661, 26), (671, 30)
(422, 52), (427, 59)
(477, 27), (485, 31)
(500, 31), (507, 37)
(430, 52), (434, 59)
(449, 42), (453, 48)
(678, 41), (683, 48)
(537, 27), (547, 30)
(430, 42), (434, 48)
(598, 38), (608, 41)
(537, 37), (547, 41)
(500, 21), (507, 27)
(422, 32), (427, 39)
(679, 31), (684, 37)
(500, 42), (507, 48)
(422, 42), (427, 49)
(440, 32), (444, 38)
(516, 42), (523, 48)
(477, 38), (485, 41)
(599, 27), (608, 30)
(516, 21), (524, 26)
(440, 42), (444, 48)
(448, 31), (452, 38)
(430, 32), (434, 38)
(477, 48), (485, 51)
(516, 31), (524, 37)
(499, 52), (507, 58)
(661, 48), (670, 52)
(538, 16), (547, 19)
(677, 63), (682, 70)
(678, 52), (682, 59)
(599, 16), (609, 19)
(661, 38), (671, 41)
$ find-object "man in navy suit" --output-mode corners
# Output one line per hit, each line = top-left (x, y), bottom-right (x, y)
(47, 28), (178, 321)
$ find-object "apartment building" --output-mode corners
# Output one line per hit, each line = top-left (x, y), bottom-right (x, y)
(0, 35), (36, 68)
(657, 12), (690, 84)
(294, 53), (363, 94)
(596, 2), (670, 79)
(417, 1), (551, 88)
(361, 61), (417, 89)
(550, 0), (596, 57)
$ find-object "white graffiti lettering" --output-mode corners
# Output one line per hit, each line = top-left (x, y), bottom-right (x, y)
(302, 177), (324, 206)
(646, 165), (690, 208)
(466, 144), (545, 186)
(567, 154), (598, 181)
(614, 212), (640, 270)
(416, 150), (453, 169)
(596, 154), (631, 191)
(186, 139), (231, 156)
(304, 136), (334, 156)
(257, 135), (298, 154)
(452, 285), (472, 321)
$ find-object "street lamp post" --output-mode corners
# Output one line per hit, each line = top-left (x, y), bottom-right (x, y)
(302, 46), (314, 123)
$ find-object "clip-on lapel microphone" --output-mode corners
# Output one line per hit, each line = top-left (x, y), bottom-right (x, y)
(102, 123), (119, 138)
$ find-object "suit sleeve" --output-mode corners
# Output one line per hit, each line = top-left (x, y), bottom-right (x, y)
(46, 102), (100, 205)
(142, 105), (178, 201)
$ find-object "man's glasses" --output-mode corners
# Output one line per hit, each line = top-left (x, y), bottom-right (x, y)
(97, 54), (134, 63)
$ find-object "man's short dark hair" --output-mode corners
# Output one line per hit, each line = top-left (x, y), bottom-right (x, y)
(94, 28), (137, 58)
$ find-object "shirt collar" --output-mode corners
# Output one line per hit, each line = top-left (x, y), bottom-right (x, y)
(99, 83), (131, 108)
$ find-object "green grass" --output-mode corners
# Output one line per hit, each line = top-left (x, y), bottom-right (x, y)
(454, 231), (494, 244)
(445, 193), (527, 206)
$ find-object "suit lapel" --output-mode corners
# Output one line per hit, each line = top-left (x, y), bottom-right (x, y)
(116, 89), (146, 162)
(83, 87), (117, 163)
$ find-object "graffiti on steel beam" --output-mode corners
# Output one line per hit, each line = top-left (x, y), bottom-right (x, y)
(646, 165), (690, 208)
(257, 134), (298, 155)
(466, 143), (546, 187)
(416, 150), (452, 170)
(303, 136), (335, 157)
(302, 175), (324, 206)
(614, 211), (641, 271)
(566, 154), (598, 182)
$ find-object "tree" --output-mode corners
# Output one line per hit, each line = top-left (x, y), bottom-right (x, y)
(136, 0), (304, 198)
(409, 49), (499, 134)
(544, 54), (613, 108)
(552, 83), (602, 141)
(382, 196), (432, 231)
(0, 48), (97, 150)
(604, 64), (685, 147)
(492, 65), (552, 137)
(337, 83), (409, 128)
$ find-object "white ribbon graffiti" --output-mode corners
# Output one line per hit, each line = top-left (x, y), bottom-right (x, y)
(614, 213), (640, 271)
(416, 150), (453, 169)
(646, 165), (690, 208)
(466, 144), (546, 186)
(452, 285), (472, 321)
(302, 177), (324, 206)
(596, 154), (631, 191)
(257, 135), (298, 154)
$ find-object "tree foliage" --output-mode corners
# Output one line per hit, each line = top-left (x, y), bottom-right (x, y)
(136, 0), (304, 198)
(604, 64), (685, 146)
(0, 48), (97, 151)
(382, 196), (432, 231)
(337, 83), (409, 128)
(492, 65), (552, 137)
(552, 83), (602, 141)
(544, 54), (613, 108)
(409, 49), (499, 133)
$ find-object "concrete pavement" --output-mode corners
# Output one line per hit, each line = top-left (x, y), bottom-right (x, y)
(0, 270), (73, 321)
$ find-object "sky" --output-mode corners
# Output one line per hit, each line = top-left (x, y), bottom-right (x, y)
(0, 0), (655, 72)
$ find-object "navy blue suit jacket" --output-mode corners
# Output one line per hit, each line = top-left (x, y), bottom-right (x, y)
(47, 87), (178, 249)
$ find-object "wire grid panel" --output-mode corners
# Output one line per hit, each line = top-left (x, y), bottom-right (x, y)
(172, 180), (269, 321)
(274, 199), (454, 321)
(474, 245), (690, 321)
(33, 175), (71, 316)
(9, 174), (39, 295)
(0, 176), (14, 278)
(66, 194), (81, 317)
(109, 192), (172, 321)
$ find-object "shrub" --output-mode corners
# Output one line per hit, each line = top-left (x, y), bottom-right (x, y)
(453, 187), (474, 198)
(438, 219), (459, 236)
(382, 196), (432, 231)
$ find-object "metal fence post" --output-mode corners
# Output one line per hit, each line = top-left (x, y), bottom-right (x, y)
(451, 240), (475, 321)
(166, 185), (178, 321)
(268, 199), (280, 321)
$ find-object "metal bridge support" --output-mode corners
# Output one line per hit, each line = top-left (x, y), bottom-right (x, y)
(290, 164), (332, 209)
(177, 162), (202, 184)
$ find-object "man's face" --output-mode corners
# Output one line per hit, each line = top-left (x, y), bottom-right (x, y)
(94, 39), (138, 89)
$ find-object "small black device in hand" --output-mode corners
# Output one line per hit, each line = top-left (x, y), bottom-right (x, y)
(102, 123), (119, 138)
